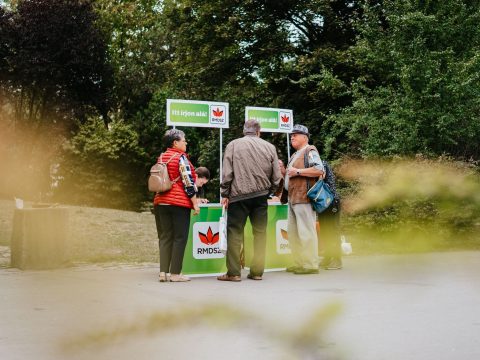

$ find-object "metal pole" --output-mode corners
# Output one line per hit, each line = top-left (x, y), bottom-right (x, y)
(219, 128), (223, 201)
(287, 133), (291, 160)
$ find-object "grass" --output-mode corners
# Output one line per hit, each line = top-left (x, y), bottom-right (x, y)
(0, 199), (159, 267)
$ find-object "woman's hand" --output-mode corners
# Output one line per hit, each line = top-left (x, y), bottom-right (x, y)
(191, 196), (200, 215)
(193, 203), (200, 215)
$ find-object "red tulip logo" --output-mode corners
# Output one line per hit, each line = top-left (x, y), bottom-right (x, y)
(199, 227), (219, 245)
(213, 108), (224, 117)
(281, 115), (289, 123)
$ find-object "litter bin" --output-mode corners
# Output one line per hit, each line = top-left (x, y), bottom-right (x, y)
(11, 207), (68, 269)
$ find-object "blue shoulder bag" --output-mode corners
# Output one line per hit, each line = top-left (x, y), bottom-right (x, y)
(306, 179), (334, 214)
(304, 152), (335, 214)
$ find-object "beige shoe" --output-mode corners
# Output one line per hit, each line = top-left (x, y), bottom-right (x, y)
(170, 274), (190, 282)
(159, 272), (170, 282)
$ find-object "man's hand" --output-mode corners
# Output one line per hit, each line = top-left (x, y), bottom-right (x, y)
(220, 197), (229, 209)
(287, 167), (299, 177)
(199, 198), (209, 204)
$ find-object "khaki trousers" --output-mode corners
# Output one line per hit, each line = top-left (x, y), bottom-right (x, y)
(288, 202), (319, 269)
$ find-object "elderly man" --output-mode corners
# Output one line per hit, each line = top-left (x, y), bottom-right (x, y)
(218, 119), (281, 281)
(285, 124), (325, 274)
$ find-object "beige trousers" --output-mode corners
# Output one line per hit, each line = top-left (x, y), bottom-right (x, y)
(287, 203), (319, 269)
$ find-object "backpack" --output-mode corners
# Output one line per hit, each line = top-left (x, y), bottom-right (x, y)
(148, 153), (180, 193)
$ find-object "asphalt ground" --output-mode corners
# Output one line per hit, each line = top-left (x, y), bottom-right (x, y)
(1, 251), (480, 360)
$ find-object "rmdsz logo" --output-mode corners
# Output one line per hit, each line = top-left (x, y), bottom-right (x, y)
(210, 105), (227, 125)
(275, 220), (291, 254)
(193, 222), (225, 259)
(278, 111), (292, 131)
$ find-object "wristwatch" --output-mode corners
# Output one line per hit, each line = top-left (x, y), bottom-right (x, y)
(296, 170), (301, 176)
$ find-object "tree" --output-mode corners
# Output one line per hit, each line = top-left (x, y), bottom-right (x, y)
(94, 0), (170, 120)
(154, 0), (362, 159)
(4, 0), (111, 126)
(327, 0), (480, 159)
(0, 0), (112, 200)
(91, 0), (366, 205)
(54, 117), (146, 210)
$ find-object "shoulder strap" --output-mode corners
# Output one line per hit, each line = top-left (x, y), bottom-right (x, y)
(171, 153), (183, 183)
(304, 150), (311, 191)
(158, 152), (181, 183)
(166, 153), (179, 164)
(160, 152), (179, 164)
(323, 160), (330, 178)
(304, 145), (319, 191)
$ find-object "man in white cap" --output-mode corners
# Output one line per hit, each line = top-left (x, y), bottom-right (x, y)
(285, 124), (325, 274)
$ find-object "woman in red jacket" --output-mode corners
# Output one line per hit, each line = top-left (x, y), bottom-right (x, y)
(154, 129), (200, 282)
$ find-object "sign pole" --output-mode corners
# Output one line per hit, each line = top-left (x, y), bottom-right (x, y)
(287, 134), (291, 160)
(220, 128), (223, 200)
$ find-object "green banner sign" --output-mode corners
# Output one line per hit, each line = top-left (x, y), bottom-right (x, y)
(245, 106), (293, 133)
(167, 99), (229, 128)
(182, 204), (292, 276)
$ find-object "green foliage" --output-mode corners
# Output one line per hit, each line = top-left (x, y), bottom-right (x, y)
(0, 7), (11, 80)
(1, 0), (112, 124)
(90, 0), (364, 206)
(4, 0), (480, 212)
(328, 0), (480, 158)
(62, 301), (342, 360)
(94, 0), (169, 119)
(55, 118), (147, 210)
(0, 0), (113, 202)
(94, 0), (360, 158)
(338, 157), (480, 253)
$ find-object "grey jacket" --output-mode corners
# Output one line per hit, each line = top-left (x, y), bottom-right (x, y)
(221, 135), (281, 203)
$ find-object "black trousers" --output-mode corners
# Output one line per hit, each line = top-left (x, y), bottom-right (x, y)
(317, 201), (341, 260)
(154, 204), (191, 274)
(226, 195), (268, 277)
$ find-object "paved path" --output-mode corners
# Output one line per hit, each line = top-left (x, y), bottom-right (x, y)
(1, 251), (480, 360)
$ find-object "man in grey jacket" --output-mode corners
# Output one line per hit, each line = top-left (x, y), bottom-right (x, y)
(218, 119), (281, 281)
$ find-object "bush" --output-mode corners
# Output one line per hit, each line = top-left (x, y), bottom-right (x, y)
(336, 157), (480, 253)
(54, 117), (147, 210)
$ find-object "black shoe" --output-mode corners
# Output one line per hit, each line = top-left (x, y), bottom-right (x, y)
(286, 265), (301, 272)
(294, 267), (319, 275)
(247, 273), (262, 280)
